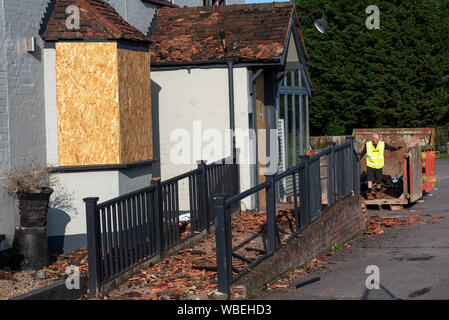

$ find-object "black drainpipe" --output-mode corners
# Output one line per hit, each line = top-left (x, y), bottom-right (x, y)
(227, 59), (236, 163)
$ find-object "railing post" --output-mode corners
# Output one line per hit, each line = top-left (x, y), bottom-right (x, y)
(197, 160), (210, 232)
(151, 178), (164, 260)
(327, 142), (336, 205)
(355, 152), (361, 195)
(234, 148), (240, 196)
(292, 169), (300, 232)
(345, 137), (353, 194)
(84, 197), (101, 297)
(264, 173), (279, 252)
(214, 194), (231, 296)
(346, 136), (358, 195)
(299, 155), (311, 229)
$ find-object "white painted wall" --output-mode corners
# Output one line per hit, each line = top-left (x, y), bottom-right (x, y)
(151, 67), (254, 211)
(48, 171), (120, 238)
(44, 46), (58, 166)
(48, 165), (153, 238)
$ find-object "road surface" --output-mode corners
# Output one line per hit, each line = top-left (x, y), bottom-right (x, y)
(256, 158), (449, 300)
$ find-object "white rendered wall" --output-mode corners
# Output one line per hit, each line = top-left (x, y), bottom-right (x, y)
(47, 165), (153, 251)
(151, 67), (253, 211)
(44, 46), (59, 166)
(47, 171), (120, 238)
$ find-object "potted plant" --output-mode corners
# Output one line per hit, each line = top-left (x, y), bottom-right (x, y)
(3, 161), (59, 270)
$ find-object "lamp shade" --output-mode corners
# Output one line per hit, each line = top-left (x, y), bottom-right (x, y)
(314, 18), (328, 33)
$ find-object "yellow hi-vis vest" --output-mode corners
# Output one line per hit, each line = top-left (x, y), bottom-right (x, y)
(366, 141), (385, 169)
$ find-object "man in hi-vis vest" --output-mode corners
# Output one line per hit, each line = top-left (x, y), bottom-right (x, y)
(361, 133), (403, 197)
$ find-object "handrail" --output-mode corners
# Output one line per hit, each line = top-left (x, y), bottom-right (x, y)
(97, 156), (231, 209)
(86, 154), (240, 297)
(213, 138), (361, 295)
(334, 141), (351, 151)
(97, 184), (156, 209)
(160, 167), (202, 186)
(275, 161), (305, 181)
(309, 148), (331, 162)
(205, 156), (234, 168)
(225, 181), (271, 208)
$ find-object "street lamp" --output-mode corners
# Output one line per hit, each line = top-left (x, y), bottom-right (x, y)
(299, 8), (328, 33)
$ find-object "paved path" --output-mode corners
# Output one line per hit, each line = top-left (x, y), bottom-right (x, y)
(256, 159), (449, 300)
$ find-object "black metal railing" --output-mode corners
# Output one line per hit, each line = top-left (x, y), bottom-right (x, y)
(213, 137), (360, 294)
(84, 154), (240, 297)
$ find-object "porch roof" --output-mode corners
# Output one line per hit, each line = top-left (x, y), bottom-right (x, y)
(149, 2), (309, 66)
(41, 0), (148, 43)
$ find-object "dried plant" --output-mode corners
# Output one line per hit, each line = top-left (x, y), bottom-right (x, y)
(2, 160), (60, 193)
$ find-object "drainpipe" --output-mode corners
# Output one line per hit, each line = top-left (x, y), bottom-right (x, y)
(227, 59), (236, 163)
(249, 69), (259, 210)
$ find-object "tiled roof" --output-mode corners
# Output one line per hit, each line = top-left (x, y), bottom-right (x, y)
(41, 0), (148, 42)
(149, 2), (307, 64)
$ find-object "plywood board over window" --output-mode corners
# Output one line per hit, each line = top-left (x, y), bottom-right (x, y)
(117, 48), (152, 164)
(55, 42), (152, 167)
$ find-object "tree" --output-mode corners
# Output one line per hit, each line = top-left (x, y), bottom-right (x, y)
(295, 0), (449, 135)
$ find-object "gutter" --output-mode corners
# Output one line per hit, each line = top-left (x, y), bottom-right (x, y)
(150, 59), (283, 72)
(52, 159), (159, 173)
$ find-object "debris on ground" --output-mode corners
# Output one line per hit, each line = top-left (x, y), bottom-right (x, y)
(100, 210), (298, 300)
(254, 210), (449, 298)
(362, 213), (428, 238)
(0, 248), (88, 300)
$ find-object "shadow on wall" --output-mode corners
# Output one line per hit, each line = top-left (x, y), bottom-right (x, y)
(47, 186), (74, 253)
(151, 79), (161, 178)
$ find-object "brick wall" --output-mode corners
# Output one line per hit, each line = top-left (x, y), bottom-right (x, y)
(231, 195), (366, 296)
(0, 0), (12, 252)
(0, 1), (9, 174)
(0, 0), (52, 249)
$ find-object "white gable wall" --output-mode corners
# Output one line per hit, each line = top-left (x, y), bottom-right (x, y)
(286, 31), (300, 64)
(152, 67), (253, 211)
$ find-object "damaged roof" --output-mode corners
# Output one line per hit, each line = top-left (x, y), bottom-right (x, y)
(149, 2), (308, 65)
(41, 0), (148, 42)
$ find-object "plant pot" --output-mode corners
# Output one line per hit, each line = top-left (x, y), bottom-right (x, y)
(9, 226), (49, 270)
(17, 187), (53, 228)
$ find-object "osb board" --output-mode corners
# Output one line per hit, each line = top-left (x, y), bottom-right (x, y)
(56, 42), (120, 166)
(117, 48), (153, 163)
